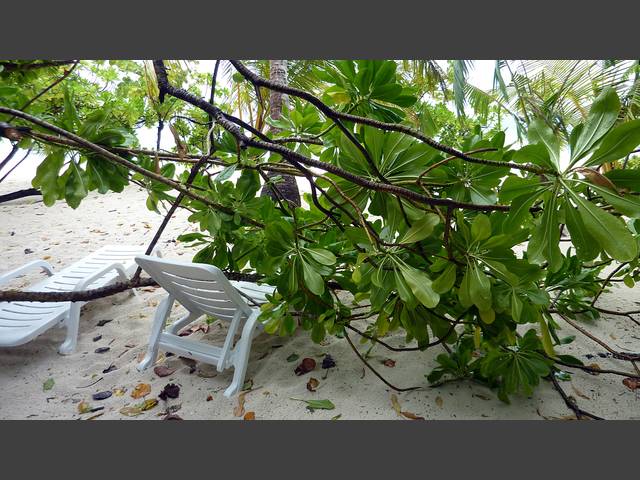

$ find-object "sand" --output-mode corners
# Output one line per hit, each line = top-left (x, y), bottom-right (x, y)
(1, 180), (639, 420)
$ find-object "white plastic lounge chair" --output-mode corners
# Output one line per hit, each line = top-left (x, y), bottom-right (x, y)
(134, 255), (275, 397)
(0, 245), (161, 354)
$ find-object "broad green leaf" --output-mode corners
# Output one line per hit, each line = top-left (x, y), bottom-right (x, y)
(432, 263), (456, 294)
(393, 269), (414, 303)
(572, 87), (621, 163)
(216, 164), (237, 182)
(512, 144), (555, 170)
(64, 160), (88, 209)
(528, 118), (560, 170)
(301, 259), (325, 296)
(511, 292), (523, 323)
(397, 213), (440, 244)
(584, 119), (640, 167)
(305, 248), (337, 266)
(569, 189), (638, 262)
(527, 194), (562, 272)
(470, 213), (491, 242)
(236, 169), (260, 200)
(32, 151), (65, 206)
(505, 189), (545, 231)
(291, 398), (335, 410)
(399, 264), (439, 308)
(539, 315), (556, 357)
(563, 198), (599, 261)
(479, 308), (495, 324)
(458, 268), (473, 308)
(469, 263), (492, 311)
(605, 169), (640, 192)
(587, 183), (640, 218)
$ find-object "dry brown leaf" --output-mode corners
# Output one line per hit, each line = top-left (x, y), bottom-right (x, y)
(120, 405), (143, 417)
(233, 392), (246, 417)
(294, 357), (316, 376)
(206, 395), (213, 402)
(401, 411), (425, 420)
(383, 359), (396, 368)
(472, 393), (491, 401)
(140, 398), (158, 411)
(623, 377), (640, 391)
(390, 394), (402, 416)
(243, 411), (256, 420)
(435, 396), (444, 408)
(306, 377), (319, 392)
(576, 167), (620, 192)
(77, 401), (92, 414)
(131, 383), (151, 399)
(586, 363), (601, 375)
(153, 365), (176, 378)
(113, 387), (127, 397)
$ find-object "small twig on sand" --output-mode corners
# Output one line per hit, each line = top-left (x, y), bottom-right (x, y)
(344, 330), (421, 392)
(76, 377), (103, 389)
(548, 374), (604, 420)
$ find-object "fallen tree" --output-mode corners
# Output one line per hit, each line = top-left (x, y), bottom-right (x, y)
(2, 59), (640, 418)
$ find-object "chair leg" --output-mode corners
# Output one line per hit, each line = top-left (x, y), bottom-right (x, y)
(138, 295), (174, 371)
(224, 312), (260, 398)
(58, 303), (82, 355)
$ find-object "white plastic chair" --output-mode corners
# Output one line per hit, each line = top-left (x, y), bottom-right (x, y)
(0, 245), (161, 354)
(134, 255), (275, 397)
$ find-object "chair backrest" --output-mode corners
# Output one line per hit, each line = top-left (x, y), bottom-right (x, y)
(135, 255), (253, 321)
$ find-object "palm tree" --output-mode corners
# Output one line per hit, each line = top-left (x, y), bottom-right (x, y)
(260, 60), (301, 207)
(462, 60), (640, 143)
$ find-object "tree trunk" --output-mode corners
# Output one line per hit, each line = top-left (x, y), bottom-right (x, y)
(260, 60), (301, 207)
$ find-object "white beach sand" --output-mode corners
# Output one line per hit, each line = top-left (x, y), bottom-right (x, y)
(1, 180), (639, 420)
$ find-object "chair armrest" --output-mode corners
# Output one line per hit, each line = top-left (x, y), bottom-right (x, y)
(73, 263), (129, 292)
(0, 260), (55, 286)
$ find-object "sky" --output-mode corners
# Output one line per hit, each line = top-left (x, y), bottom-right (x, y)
(0, 60), (504, 183)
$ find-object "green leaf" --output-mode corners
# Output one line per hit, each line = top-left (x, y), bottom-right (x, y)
(563, 198), (599, 261)
(216, 164), (237, 182)
(468, 263), (492, 311)
(64, 160), (88, 209)
(286, 353), (299, 362)
(177, 232), (207, 243)
(539, 315), (556, 357)
(42, 377), (55, 391)
(431, 263), (456, 294)
(301, 259), (325, 295)
(527, 194), (562, 272)
(605, 169), (640, 192)
(512, 144), (555, 170)
(511, 292), (524, 322)
(32, 151), (65, 206)
(505, 189), (544, 230)
(569, 189), (638, 262)
(399, 264), (440, 308)
(584, 119), (640, 167)
(471, 214), (491, 242)
(589, 183), (640, 218)
(393, 269), (414, 304)
(236, 169), (260, 200)
(290, 398), (335, 410)
(397, 213), (440, 244)
(304, 248), (336, 266)
(528, 118), (560, 170)
(572, 87), (621, 163)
